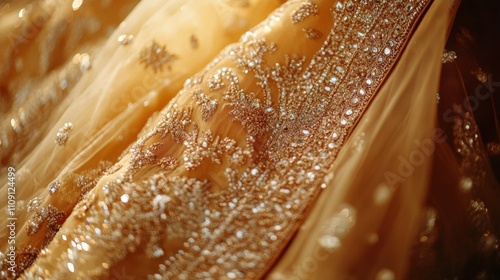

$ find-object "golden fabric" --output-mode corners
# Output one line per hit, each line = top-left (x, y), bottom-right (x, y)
(0, 0), (499, 279)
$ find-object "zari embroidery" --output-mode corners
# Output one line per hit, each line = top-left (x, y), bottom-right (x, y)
(20, 1), (431, 279)
(55, 122), (73, 146)
(291, 1), (319, 24)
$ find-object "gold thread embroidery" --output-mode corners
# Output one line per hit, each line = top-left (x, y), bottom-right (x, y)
(21, 1), (432, 279)
(139, 41), (178, 73)
(291, 1), (319, 24)
(47, 179), (61, 195)
(302, 27), (323, 40)
(191, 88), (218, 121)
(55, 122), (73, 146)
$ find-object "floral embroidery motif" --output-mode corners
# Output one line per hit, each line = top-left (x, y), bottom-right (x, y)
(139, 41), (178, 73)
(19, 1), (432, 279)
(291, 1), (319, 24)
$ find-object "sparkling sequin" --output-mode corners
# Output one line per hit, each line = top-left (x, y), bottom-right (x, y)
(48, 180), (61, 195)
(224, 84), (269, 137)
(79, 53), (91, 72)
(55, 122), (73, 146)
(302, 28), (323, 40)
(291, 1), (319, 24)
(191, 89), (218, 121)
(20, 1), (432, 278)
(117, 34), (134, 45)
(158, 156), (179, 170)
(441, 49), (457, 63)
(72, 0), (83, 11)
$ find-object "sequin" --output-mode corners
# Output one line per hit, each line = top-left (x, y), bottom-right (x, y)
(120, 194), (130, 203)
(117, 34), (134, 45)
(441, 49), (457, 63)
(291, 1), (319, 24)
(191, 89), (218, 121)
(20, 1), (432, 278)
(79, 53), (91, 71)
(48, 180), (61, 195)
(72, 0), (83, 11)
(55, 122), (73, 146)
(302, 28), (323, 40)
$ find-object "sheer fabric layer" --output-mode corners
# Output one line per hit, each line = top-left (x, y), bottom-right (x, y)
(0, 0), (471, 279)
(15, 0), (433, 279)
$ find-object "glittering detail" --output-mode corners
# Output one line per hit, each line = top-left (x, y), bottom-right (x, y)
(72, 0), (83, 11)
(411, 106), (500, 278)
(183, 130), (225, 170)
(139, 41), (178, 73)
(455, 116), (499, 247)
(27, 197), (43, 213)
(453, 110), (497, 237)
(190, 34), (199, 49)
(410, 207), (438, 276)
(453, 109), (488, 184)
(156, 107), (194, 143)
(73, 161), (113, 199)
(74, 53), (91, 72)
(22, 1), (431, 279)
(291, 1), (319, 24)
(74, 191), (96, 219)
(191, 88), (218, 121)
(55, 122), (73, 146)
(224, 84), (269, 138)
(302, 28), (323, 40)
(26, 204), (65, 238)
(117, 34), (134, 45)
(48, 180), (61, 195)
(2, 161), (112, 276)
(0, 245), (39, 278)
(441, 49), (457, 63)
(207, 67), (238, 91)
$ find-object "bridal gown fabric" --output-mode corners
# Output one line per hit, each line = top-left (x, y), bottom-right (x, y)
(1, 0), (499, 279)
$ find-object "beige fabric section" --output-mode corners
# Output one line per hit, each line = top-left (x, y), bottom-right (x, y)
(0, 0), (282, 259)
(267, 0), (452, 279)
(1, 0), (466, 278)
(15, 1), (334, 277)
